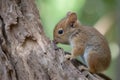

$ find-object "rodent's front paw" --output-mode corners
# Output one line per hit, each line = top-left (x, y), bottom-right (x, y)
(65, 55), (73, 60)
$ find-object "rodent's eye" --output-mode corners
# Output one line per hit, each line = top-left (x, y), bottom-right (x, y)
(58, 29), (64, 34)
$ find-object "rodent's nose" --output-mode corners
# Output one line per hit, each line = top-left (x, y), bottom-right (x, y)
(53, 39), (58, 44)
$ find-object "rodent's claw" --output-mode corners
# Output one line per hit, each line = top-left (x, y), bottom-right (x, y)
(52, 40), (61, 50)
(65, 55), (73, 60)
(53, 40), (58, 44)
(79, 65), (88, 72)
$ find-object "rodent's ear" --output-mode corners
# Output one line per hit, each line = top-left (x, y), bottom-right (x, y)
(67, 12), (77, 27)
(67, 11), (72, 16)
(67, 12), (77, 20)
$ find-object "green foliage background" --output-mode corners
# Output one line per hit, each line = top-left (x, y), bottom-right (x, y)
(36, 0), (117, 79)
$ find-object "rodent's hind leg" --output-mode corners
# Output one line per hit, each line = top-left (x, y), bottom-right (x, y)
(87, 51), (99, 73)
(79, 65), (96, 74)
(79, 66), (98, 79)
(79, 65), (89, 72)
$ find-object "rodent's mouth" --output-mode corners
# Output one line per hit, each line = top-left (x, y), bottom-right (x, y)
(53, 39), (58, 44)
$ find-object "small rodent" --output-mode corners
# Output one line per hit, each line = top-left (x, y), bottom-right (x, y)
(53, 12), (111, 73)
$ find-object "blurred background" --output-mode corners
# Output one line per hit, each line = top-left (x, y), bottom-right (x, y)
(36, 0), (119, 80)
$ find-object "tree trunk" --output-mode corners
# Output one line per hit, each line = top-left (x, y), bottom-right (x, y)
(0, 0), (107, 80)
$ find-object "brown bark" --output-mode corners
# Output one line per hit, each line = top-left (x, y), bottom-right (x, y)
(0, 0), (107, 80)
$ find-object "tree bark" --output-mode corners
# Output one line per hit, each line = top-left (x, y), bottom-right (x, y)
(0, 0), (107, 80)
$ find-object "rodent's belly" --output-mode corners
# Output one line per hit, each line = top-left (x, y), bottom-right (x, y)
(82, 47), (92, 67)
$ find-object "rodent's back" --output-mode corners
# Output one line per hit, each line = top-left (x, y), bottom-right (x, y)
(83, 26), (110, 55)
(82, 26), (111, 71)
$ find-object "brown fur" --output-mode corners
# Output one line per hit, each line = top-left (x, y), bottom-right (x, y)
(53, 12), (111, 73)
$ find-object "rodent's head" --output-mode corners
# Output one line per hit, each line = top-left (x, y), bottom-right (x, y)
(53, 12), (79, 44)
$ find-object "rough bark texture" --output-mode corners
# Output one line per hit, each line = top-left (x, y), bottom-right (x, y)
(0, 0), (106, 80)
